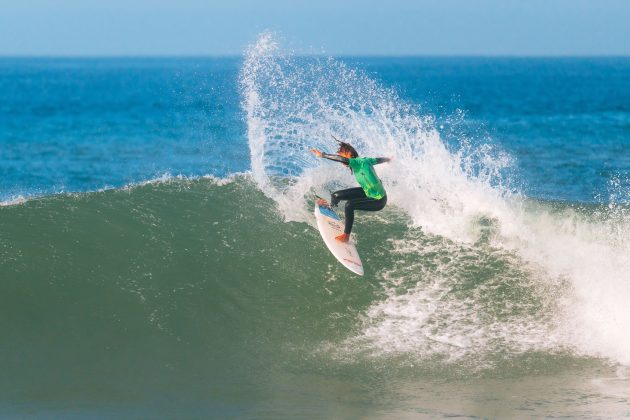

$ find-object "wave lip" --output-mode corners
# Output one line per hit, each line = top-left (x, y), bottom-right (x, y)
(0, 172), (245, 207)
(0, 195), (28, 207)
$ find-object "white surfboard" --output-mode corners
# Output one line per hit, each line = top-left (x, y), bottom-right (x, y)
(314, 199), (364, 276)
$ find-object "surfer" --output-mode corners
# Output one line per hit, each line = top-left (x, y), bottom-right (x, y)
(310, 140), (391, 243)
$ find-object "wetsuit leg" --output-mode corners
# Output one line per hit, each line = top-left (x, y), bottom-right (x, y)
(344, 195), (387, 234)
(330, 187), (365, 207)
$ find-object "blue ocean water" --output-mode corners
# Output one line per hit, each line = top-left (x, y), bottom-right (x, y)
(1, 57), (629, 203)
(0, 57), (245, 200)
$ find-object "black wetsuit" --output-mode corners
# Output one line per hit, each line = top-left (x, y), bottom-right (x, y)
(321, 153), (389, 235)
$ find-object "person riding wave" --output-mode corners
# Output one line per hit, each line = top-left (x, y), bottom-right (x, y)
(310, 139), (392, 243)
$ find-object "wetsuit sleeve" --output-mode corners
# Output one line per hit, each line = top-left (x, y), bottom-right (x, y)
(366, 157), (390, 165)
(321, 153), (349, 164)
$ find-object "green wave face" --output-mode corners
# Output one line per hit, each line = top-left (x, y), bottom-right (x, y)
(0, 176), (623, 416)
(0, 178), (383, 407)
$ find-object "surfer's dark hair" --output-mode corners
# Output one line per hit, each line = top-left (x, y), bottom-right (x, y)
(336, 141), (358, 158)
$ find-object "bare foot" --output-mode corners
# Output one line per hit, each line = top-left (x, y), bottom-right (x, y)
(317, 198), (328, 206)
(335, 233), (350, 243)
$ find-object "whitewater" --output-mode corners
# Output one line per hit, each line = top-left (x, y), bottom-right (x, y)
(240, 33), (630, 367)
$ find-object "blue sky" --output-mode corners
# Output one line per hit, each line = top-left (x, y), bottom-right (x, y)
(2, 0), (629, 56)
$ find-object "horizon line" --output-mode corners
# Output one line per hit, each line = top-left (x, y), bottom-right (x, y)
(1, 53), (630, 59)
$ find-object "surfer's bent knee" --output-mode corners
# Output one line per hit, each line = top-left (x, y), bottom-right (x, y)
(331, 191), (341, 207)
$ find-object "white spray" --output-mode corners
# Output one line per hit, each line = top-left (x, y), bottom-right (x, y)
(241, 33), (630, 366)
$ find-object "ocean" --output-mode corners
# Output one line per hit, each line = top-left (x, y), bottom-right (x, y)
(1, 33), (630, 417)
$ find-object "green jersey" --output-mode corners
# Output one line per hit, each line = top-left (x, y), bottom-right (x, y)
(348, 157), (386, 199)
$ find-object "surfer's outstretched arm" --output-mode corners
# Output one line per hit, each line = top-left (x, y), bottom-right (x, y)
(310, 149), (349, 164)
(373, 157), (392, 165)
(321, 153), (349, 164)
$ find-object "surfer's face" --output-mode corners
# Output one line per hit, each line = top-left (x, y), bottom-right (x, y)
(338, 149), (353, 159)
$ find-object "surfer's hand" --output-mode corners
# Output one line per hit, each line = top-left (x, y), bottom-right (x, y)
(310, 149), (323, 157)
